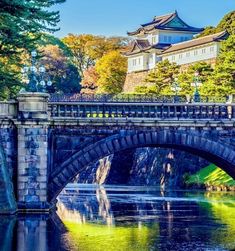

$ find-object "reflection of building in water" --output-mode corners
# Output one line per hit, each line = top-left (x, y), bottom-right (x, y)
(58, 186), (115, 226)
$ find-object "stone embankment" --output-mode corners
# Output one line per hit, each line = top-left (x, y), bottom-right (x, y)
(76, 147), (208, 188)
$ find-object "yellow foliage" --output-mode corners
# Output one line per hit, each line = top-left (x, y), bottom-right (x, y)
(95, 51), (127, 94)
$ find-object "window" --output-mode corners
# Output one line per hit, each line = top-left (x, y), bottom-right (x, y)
(210, 46), (214, 52)
(149, 54), (153, 64)
(186, 52), (190, 57)
(172, 55), (175, 61)
(194, 50), (198, 56)
(179, 54), (183, 59)
(168, 36), (172, 42)
(138, 58), (141, 65)
(152, 36), (156, 44)
(133, 59), (137, 66)
(164, 36), (168, 42)
(202, 48), (206, 54)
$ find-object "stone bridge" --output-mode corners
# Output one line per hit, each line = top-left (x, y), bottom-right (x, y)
(0, 92), (235, 213)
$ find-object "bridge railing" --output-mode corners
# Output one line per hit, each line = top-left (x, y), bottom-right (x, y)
(49, 102), (235, 120)
(49, 94), (229, 103)
(0, 101), (17, 118)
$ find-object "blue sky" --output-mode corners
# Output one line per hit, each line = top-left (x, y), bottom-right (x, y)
(54, 0), (235, 38)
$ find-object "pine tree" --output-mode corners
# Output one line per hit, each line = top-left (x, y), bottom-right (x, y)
(142, 60), (180, 95)
(206, 35), (235, 96)
(0, 0), (65, 99)
(197, 10), (235, 37)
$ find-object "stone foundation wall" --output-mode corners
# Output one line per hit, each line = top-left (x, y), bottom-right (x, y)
(123, 71), (150, 93)
(123, 58), (217, 93)
(77, 147), (208, 188)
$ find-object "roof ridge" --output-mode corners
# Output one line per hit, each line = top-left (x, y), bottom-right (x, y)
(162, 30), (228, 54)
(153, 12), (176, 20)
(168, 30), (227, 47)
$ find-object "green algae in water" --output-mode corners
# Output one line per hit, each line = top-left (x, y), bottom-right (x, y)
(64, 222), (159, 251)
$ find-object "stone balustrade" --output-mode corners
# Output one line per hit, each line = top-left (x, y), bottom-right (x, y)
(49, 102), (235, 120)
(0, 101), (17, 119)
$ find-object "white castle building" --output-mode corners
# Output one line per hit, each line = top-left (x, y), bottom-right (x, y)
(124, 11), (228, 92)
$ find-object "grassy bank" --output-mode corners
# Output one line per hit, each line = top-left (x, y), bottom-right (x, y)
(185, 164), (235, 190)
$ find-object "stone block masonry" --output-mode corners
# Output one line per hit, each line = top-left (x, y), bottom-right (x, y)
(17, 125), (50, 211)
(123, 70), (150, 93)
(16, 92), (51, 212)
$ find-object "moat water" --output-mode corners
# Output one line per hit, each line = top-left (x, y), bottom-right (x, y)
(1, 184), (235, 251)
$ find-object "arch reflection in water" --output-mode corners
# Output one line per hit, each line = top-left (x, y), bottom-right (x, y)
(57, 184), (235, 251)
(1, 185), (235, 250)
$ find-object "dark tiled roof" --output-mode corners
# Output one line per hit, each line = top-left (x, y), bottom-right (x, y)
(124, 40), (170, 56)
(124, 39), (151, 56)
(162, 31), (229, 54)
(153, 43), (171, 50)
(135, 39), (151, 50)
(127, 11), (203, 36)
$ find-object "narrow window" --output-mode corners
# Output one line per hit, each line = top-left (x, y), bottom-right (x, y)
(152, 36), (156, 44)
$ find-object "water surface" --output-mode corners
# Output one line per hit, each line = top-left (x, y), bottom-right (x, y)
(1, 185), (235, 251)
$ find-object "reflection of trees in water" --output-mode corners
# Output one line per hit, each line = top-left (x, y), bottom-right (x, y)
(58, 186), (114, 226)
(0, 190), (235, 250)
(57, 187), (235, 250)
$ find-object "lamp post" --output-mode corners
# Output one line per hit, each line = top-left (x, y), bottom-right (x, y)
(171, 77), (182, 103)
(21, 50), (52, 92)
(191, 71), (202, 102)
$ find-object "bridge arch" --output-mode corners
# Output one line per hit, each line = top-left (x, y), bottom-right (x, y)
(48, 130), (235, 201)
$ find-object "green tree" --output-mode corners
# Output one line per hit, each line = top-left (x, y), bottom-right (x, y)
(139, 60), (180, 95)
(197, 10), (235, 37)
(217, 11), (235, 35)
(205, 35), (235, 96)
(178, 62), (214, 96)
(196, 26), (217, 38)
(0, 0), (65, 99)
(95, 51), (127, 94)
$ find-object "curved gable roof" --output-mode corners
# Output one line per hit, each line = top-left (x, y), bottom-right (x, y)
(127, 11), (204, 36)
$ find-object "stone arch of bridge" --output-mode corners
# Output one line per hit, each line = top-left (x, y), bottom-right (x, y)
(48, 130), (235, 202)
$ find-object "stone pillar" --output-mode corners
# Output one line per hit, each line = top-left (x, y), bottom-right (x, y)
(17, 93), (51, 212)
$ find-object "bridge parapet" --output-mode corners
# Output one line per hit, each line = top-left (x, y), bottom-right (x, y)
(49, 102), (235, 122)
(0, 101), (17, 119)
